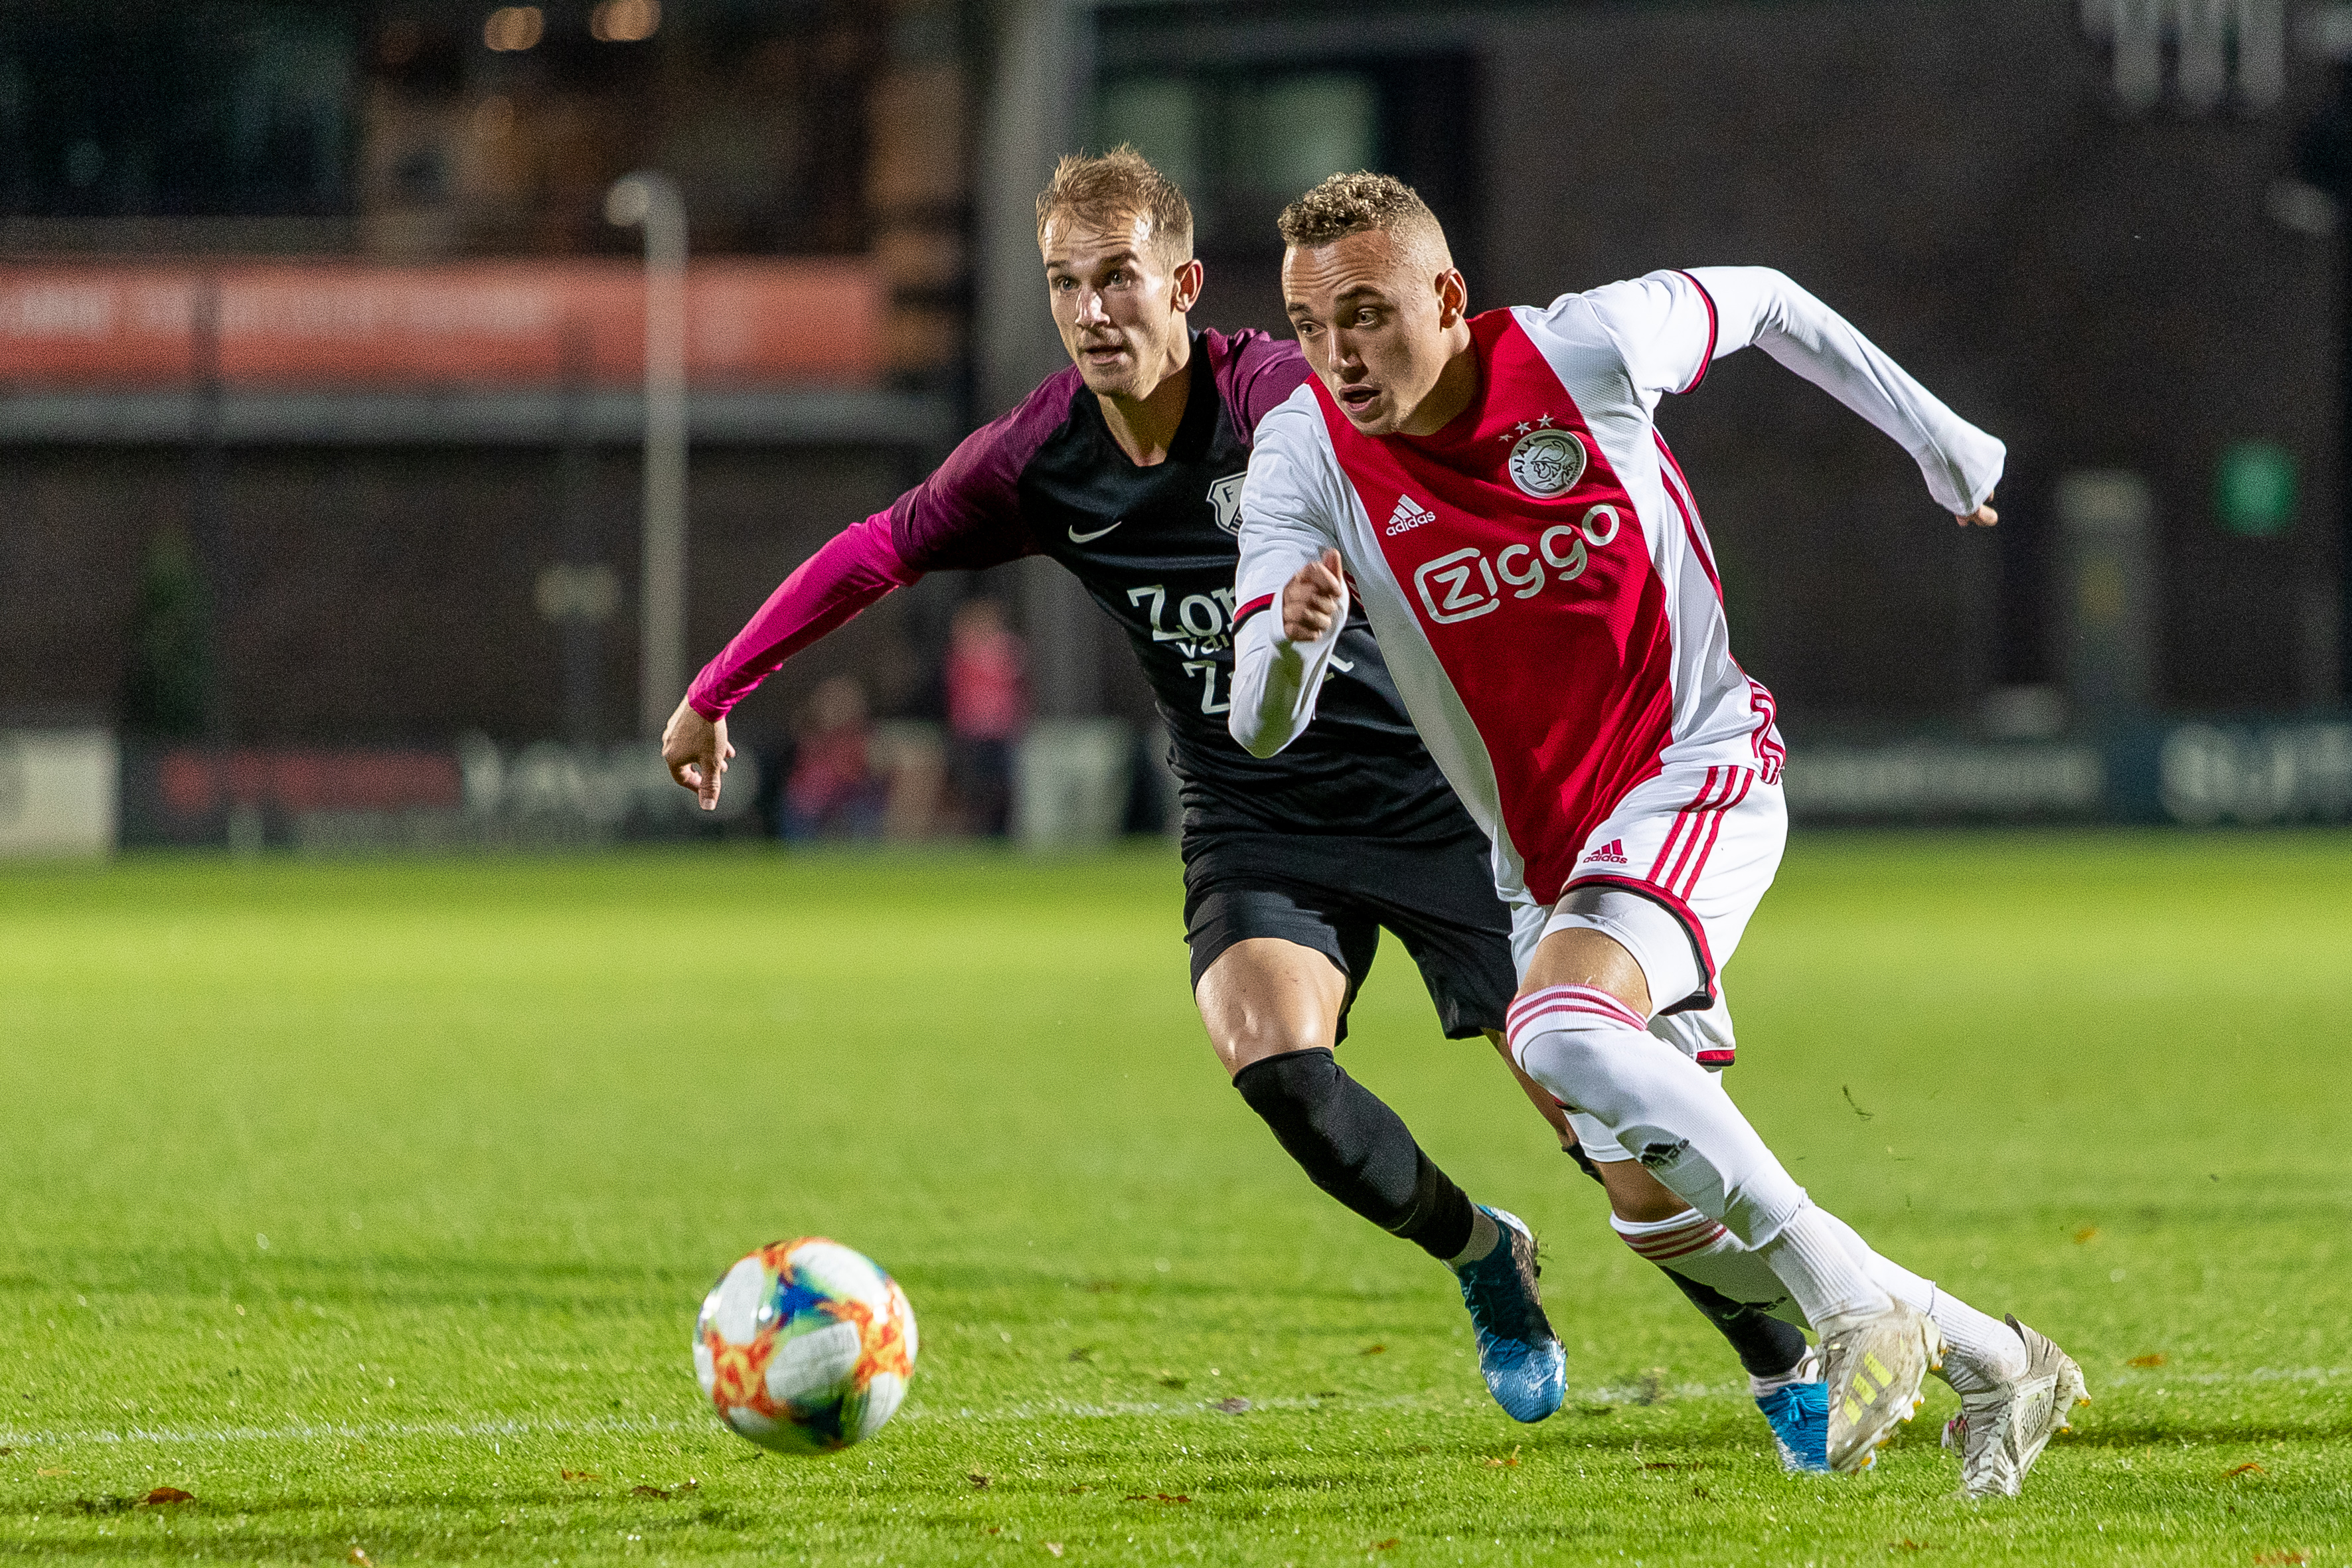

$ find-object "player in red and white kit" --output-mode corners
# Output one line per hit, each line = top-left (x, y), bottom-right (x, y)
(1230, 173), (2086, 1490)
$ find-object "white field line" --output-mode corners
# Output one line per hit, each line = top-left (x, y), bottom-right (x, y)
(0, 1393), (1431, 1451)
(2, 1369), (2342, 1452)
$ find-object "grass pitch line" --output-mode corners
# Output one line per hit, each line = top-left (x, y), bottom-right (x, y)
(0, 1413), (704, 1450)
(0, 1381), (1684, 1452)
(13, 1367), (2343, 1453)
(0, 1393), (1433, 1452)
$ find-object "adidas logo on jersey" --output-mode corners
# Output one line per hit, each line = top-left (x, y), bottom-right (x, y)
(1585, 838), (1629, 866)
(1385, 495), (1438, 535)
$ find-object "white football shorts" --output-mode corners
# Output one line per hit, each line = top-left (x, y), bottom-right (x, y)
(1509, 763), (1788, 1166)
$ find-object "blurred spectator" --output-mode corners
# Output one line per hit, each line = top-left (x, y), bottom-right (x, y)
(945, 598), (1028, 837)
(781, 676), (887, 840)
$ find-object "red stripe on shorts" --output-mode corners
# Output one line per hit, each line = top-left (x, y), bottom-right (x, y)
(1673, 769), (1753, 900)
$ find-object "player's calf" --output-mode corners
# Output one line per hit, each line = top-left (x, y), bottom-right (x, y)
(1614, 1212), (1824, 1470)
(1231, 1047), (1480, 1259)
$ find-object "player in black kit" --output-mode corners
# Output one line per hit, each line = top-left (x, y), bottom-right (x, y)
(662, 149), (1810, 1431)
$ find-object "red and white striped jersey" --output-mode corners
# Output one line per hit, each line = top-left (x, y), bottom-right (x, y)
(1231, 266), (2003, 912)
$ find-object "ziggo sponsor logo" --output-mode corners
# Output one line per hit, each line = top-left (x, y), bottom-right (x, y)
(1411, 505), (1624, 625)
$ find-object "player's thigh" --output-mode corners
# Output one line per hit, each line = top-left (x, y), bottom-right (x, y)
(1186, 880), (1377, 1075)
(1518, 925), (1654, 1012)
(1194, 938), (1351, 1074)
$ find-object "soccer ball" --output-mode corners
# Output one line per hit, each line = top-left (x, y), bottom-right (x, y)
(693, 1237), (917, 1453)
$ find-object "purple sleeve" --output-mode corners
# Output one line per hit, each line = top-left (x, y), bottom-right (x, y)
(1210, 329), (1314, 443)
(888, 370), (1084, 572)
(684, 512), (921, 720)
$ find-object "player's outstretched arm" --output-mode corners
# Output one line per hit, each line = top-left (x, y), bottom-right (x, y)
(1228, 412), (1350, 759)
(1626, 266), (2007, 522)
(663, 512), (923, 809)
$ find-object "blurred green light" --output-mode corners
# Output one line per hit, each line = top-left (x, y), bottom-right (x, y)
(2213, 441), (2296, 537)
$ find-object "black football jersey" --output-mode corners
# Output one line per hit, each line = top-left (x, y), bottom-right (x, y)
(885, 330), (1476, 840)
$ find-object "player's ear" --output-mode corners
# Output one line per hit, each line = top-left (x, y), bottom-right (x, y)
(1436, 268), (1469, 328)
(1172, 257), (1204, 314)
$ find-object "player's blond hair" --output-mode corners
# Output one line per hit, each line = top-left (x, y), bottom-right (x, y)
(1036, 146), (1194, 268)
(1276, 171), (1453, 273)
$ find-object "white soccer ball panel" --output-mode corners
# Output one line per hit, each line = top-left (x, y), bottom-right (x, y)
(843, 1372), (908, 1445)
(691, 1340), (716, 1398)
(787, 1241), (888, 1306)
(708, 1256), (768, 1342)
(765, 1319), (860, 1408)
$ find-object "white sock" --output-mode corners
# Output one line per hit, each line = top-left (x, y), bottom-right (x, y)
(1759, 1206), (1893, 1334)
(1926, 1298), (2027, 1395)
(1749, 1362), (1814, 1397)
(1809, 1210), (2026, 1394)
(1449, 1207), (1500, 1269)
(1609, 1209), (1800, 1323)
(1506, 986), (1810, 1243)
(1613, 1206), (2027, 1392)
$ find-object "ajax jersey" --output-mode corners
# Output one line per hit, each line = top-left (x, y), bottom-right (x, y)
(1232, 266), (2005, 913)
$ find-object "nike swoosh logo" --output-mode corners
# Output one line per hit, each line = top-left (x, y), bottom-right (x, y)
(1067, 518), (1124, 544)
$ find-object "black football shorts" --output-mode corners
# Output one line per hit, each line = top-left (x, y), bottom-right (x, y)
(1180, 825), (1517, 1043)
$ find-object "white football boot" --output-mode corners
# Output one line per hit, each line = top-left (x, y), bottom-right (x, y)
(1820, 1300), (1943, 1473)
(1941, 1315), (2089, 1499)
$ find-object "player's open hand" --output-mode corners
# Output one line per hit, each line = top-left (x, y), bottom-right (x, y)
(1956, 501), (1998, 526)
(662, 697), (734, 811)
(1281, 548), (1348, 643)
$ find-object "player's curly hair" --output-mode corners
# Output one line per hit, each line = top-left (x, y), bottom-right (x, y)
(1275, 171), (1452, 271)
(1036, 146), (1194, 266)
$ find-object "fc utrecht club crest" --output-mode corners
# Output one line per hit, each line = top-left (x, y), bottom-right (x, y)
(1206, 473), (1246, 536)
(1506, 427), (1587, 499)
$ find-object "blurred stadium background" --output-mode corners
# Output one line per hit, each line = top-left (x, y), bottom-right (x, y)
(2, 0), (2349, 860)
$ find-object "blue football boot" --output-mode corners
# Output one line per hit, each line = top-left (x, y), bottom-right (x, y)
(1452, 1206), (1566, 1423)
(1757, 1374), (1832, 1473)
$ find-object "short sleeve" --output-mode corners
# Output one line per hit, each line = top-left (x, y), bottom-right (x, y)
(1577, 270), (1720, 397)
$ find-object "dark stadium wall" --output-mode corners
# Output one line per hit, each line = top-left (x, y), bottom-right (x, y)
(5, 0), (2338, 748)
(0, 444), (956, 750)
(1096, 0), (2340, 728)
(1474, 0), (2337, 730)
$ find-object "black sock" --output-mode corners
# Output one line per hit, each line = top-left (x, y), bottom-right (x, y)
(1560, 1147), (1806, 1379)
(1231, 1048), (1476, 1263)
(1660, 1267), (1810, 1381)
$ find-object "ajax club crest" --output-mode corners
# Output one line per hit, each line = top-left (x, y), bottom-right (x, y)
(1506, 426), (1587, 500)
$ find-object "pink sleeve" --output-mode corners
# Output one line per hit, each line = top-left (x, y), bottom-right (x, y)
(1212, 330), (1314, 440)
(684, 512), (922, 721)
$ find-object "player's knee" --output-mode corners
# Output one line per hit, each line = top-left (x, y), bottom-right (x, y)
(1507, 1017), (1614, 1109)
(1216, 1018), (1336, 1076)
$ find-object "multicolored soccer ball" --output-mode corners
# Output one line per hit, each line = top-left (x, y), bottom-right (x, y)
(693, 1237), (917, 1453)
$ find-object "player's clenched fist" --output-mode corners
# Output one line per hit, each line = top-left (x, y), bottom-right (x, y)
(1281, 548), (1348, 642)
(662, 696), (734, 811)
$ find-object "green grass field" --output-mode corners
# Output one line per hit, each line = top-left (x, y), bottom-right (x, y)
(3, 833), (2348, 1566)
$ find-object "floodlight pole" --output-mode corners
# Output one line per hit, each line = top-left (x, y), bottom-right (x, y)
(606, 171), (688, 739)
